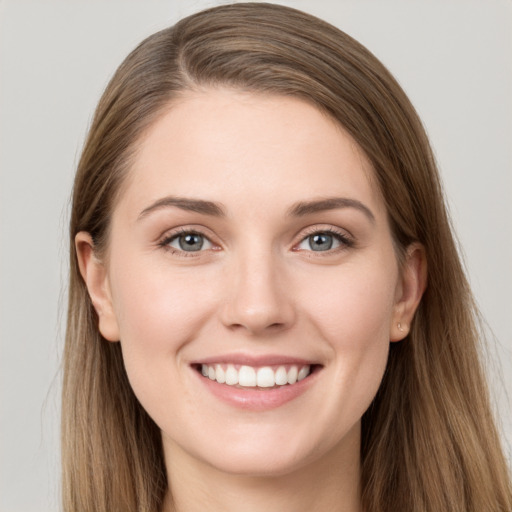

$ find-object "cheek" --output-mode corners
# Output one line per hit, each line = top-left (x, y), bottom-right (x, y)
(305, 259), (398, 347)
(107, 258), (222, 429)
(299, 259), (397, 407)
(108, 257), (221, 395)
(111, 260), (217, 343)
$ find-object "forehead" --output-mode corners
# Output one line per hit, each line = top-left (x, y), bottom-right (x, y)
(119, 88), (384, 219)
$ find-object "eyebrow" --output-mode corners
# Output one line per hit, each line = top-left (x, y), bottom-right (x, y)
(287, 197), (375, 223)
(137, 195), (375, 223)
(138, 196), (226, 220)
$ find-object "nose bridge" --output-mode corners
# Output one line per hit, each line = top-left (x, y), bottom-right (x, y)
(221, 239), (294, 334)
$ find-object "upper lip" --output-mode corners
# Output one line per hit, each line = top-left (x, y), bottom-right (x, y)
(190, 353), (320, 367)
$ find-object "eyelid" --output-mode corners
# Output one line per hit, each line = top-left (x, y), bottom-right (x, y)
(292, 225), (355, 253)
(158, 226), (221, 255)
(167, 232), (213, 251)
(156, 223), (354, 256)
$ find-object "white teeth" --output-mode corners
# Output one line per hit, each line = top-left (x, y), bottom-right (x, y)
(200, 363), (312, 388)
(275, 366), (288, 385)
(225, 364), (238, 385)
(256, 367), (275, 388)
(297, 366), (309, 381)
(215, 364), (225, 384)
(239, 365), (257, 386)
(287, 366), (298, 385)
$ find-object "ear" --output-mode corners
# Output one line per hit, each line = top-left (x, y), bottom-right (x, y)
(390, 243), (427, 342)
(75, 232), (120, 342)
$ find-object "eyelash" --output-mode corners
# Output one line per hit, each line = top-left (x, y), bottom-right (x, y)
(294, 226), (355, 255)
(158, 226), (355, 257)
(158, 228), (216, 257)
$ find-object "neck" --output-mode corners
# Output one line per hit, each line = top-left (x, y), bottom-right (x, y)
(162, 425), (362, 512)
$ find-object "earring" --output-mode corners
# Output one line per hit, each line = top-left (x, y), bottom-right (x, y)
(398, 322), (404, 332)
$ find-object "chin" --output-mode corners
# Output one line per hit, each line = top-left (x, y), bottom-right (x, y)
(183, 422), (358, 479)
(202, 447), (316, 478)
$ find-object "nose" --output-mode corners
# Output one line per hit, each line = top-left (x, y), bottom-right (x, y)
(219, 250), (296, 336)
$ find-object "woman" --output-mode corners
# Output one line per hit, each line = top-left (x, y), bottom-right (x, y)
(63, 3), (512, 511)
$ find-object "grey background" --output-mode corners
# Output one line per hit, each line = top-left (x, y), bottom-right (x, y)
(1, 1), (511, 510)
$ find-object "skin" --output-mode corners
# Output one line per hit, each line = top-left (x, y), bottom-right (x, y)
(77, 89), (426, 512)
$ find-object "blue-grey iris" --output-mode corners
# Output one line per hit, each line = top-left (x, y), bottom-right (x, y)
(179, 233), (204, 251)
(309, 233), (333, 251)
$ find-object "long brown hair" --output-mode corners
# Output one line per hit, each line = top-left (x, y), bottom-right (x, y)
(63, 3), (512, 511)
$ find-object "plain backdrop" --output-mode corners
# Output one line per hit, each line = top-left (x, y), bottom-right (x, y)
(1, 1), (511, 510)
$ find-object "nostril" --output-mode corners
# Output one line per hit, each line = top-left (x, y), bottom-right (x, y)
(226, 321), (287, 335)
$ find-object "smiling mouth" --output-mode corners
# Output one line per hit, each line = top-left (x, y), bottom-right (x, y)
(193, 363), (320, 389)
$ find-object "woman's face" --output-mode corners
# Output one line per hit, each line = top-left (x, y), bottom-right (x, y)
(79, 89), (422, 477)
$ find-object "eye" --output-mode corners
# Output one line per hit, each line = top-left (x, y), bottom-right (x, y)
(166, 231), (213, 252)
(296, 230), (352, 252)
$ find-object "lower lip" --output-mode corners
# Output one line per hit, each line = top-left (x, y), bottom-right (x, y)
(194, 368), (319, 411)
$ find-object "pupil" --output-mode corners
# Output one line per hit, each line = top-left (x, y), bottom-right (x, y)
(179, 234), (203, 251)
(310, 233), (332, 251)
